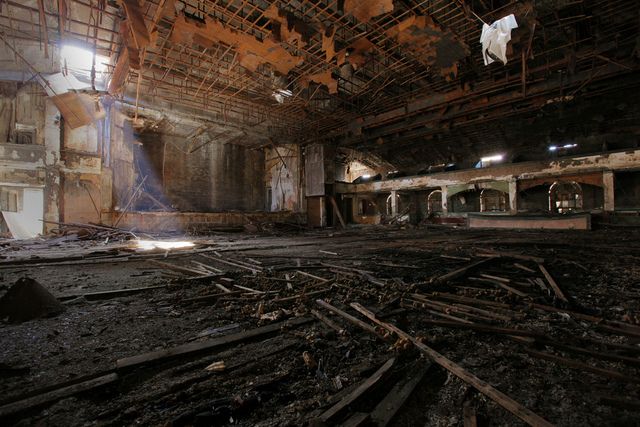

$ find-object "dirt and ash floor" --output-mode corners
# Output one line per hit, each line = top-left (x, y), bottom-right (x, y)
(1, 225), (639, 426)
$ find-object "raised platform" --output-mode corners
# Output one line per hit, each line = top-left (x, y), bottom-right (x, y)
(468, 213), (591, 230)
(108, 211), (303, 234)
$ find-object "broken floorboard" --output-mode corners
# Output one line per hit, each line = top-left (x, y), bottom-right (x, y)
(349, 303), (555, 427)
(116, 316), (313, 370)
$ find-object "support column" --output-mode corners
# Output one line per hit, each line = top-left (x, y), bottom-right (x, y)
(508, 180), (518, 214)
(390, 190), (398, 216)
(43, 99), (61, 234)
(603, 171), (615, 212)
(441, 186), (448, 214)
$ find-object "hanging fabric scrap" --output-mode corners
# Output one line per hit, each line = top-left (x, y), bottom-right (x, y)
(480, 14), (518, 66)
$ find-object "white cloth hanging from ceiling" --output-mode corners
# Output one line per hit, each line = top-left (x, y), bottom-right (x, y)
(480, 14), (518, 66)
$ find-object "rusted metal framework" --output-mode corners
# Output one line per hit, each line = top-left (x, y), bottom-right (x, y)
(1, 0), (638, 162)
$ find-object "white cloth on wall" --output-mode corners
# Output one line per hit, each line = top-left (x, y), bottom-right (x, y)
(480, 14), (518, 65)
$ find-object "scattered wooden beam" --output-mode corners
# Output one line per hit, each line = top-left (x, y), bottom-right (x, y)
(340, 412), (370, 427)
(419, 319), (544, 338)
(202, 254), (261, 273)
(214, 282), (232, 293)
(296, 270), (331, 282)
(535, 339), (640, 367)
(148, 259), (207, 277)
(537, 264), (568, 302)
(463, 401), (478, 427)
(412, 294), (512, 322)
(272, 288), (332, 303)
(181, 290), (243, 304)
(316, 299), (379, 336)
(427, 292), (512, 309)
(233, 284), (264, 294)
(477, 250), (545, 264)
(0, 373), (118, 418)
(57, 284), (167, 301)
(470, 277), (529, 298)
(523, 348), (640, 383)
(598, 396), (640, 411)
(310, 309), (345, 335)
(410, 296), (496, 323)
(440, 254), (472, 261)
(369, 362), (430, 426)
(329, 196), (346, 229)
(514, 263), (536, 273)
(349, 303), (554, 427)
(432, 257), (497, 284)
(116, 317), (313, 370)
(320, 263), (374, 274)
(313, 358), (395, 425)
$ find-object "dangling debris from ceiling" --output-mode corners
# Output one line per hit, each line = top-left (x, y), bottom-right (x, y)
(480, 14), (519, 65)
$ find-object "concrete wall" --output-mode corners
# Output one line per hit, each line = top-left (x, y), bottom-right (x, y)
(113, 211), (300, 234)
(0, 83), (51, 237)
(265, 144), (301, 212)
(137, 132), (265, 212)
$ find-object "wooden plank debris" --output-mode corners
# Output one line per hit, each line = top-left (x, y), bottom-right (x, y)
(537, 264), (568, 302)
(432, 257), (497, 284)
(463, 401), (478, 427)
(202, 254), (262, 273)
(369, 362), (430, 426)
(419, 319), (543, 338)
(311, 309), (345, 334)
(329, 196), (347, 229)
(148, 259), (209, 277)
(57, 284), (167, 301)
(349, 303), (554, 427)
(0, 373), (118, 418)
(116, 317), (313, 370)
(316, 299), (379, 336)
(470, 277), (529, 298)
(340, 412), (370, 427)
(524, 348), (640, 383)
(314, 358), (395, 425)
(514, 263), (536, 273)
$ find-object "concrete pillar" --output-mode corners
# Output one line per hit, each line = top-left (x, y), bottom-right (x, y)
(603, 171), (615, 212)
(441, 186), (448, 214)
(508, 180), (518, 214)
(43, 99), (61, 233)
(320, 196), (327, 227)
(390, 190), (398, 216)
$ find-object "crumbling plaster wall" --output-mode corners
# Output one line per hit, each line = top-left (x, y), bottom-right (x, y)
(0, 82), (58, 236)
(60, 109), (106, 224)
(265, 144), (301, 212)
(137, 131), (265, 212)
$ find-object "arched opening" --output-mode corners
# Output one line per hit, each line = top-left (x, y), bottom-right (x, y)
(549, 181), (583, 213)
(385, 193), (401, 216)
(480, 189), (508, 212)
(359, 198), (377, 216)
(427, 190), (442, 215)
(448, 189), (481, 213)
(518, 184), (552, 213)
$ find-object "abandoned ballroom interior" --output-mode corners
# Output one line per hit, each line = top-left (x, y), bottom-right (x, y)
(1, 0), (640, 425)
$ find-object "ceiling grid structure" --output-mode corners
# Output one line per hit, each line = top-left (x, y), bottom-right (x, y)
(0, 0), (637, 167)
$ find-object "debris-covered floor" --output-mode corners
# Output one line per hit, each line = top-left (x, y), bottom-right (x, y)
(1, 226), (639, 426)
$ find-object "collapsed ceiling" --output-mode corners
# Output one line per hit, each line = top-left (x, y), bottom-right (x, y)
(1, 0), (638, 170)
